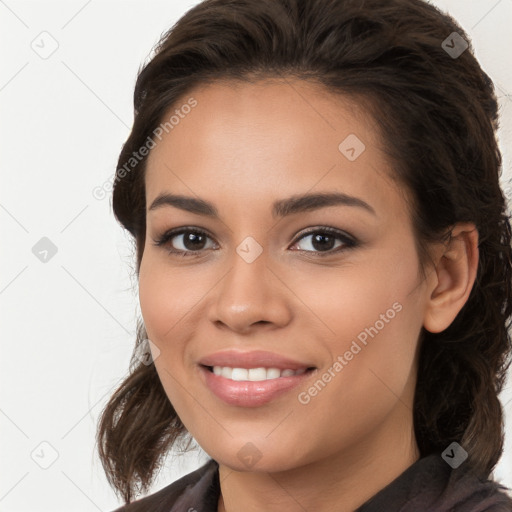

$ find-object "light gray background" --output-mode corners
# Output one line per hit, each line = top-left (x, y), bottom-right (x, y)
(1, 0), (511, 510)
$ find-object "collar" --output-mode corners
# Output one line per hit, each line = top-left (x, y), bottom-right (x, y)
(167, 452), (512, 512)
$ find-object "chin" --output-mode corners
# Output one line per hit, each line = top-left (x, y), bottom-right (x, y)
(203, 438), (309, 473)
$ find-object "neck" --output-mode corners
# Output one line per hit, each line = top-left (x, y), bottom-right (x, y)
(217, 410), (420, 512)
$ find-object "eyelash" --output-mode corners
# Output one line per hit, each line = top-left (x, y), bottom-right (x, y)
(152, 226), (358, 258)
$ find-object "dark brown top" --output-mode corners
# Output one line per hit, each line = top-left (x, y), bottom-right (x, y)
(113, 452), (512, 511)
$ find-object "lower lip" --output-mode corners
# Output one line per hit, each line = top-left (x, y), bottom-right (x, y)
(199, 365), (315, 407)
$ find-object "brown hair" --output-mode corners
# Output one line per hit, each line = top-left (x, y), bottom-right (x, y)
(97, 0), (512, 503)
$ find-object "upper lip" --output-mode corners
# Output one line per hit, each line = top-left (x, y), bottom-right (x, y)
(199, 350), (315, 370)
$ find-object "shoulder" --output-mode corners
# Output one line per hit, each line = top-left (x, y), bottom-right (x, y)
(446, 478), (512, 512)
(110, 458), (219, 512)
(441, 459), (512, 511)
(358, 453), (512, 512)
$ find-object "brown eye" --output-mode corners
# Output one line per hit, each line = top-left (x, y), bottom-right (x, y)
(291, 227), (357, 256)
(153, 228), (216, 257)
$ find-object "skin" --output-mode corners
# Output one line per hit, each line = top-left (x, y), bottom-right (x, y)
(138, 78), (479, 512)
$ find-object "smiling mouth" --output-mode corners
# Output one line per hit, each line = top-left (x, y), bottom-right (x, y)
(202, 365), (316, 382)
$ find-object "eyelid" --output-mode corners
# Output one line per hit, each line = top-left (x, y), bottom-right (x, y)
(152, 226), (217, 253)
(152, 225), (358, 257)
(293, 226), (356, 245)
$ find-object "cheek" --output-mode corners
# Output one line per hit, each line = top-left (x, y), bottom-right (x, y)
(139, 258), (190, 360)
(292, 290), (422, 457)
(138, 255), (198, 344)
(293, 244), (423, 402)
(138, 260), (170, 341)
(138, 259), (196, 408)
(290, 245), (421, 347)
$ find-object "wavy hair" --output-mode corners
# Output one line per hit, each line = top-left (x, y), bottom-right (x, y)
(96, 0), (512, 503)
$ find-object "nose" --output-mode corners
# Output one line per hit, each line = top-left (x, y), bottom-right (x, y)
(207, 246), (292, 334)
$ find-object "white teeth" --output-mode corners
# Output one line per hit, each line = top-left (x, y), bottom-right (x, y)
(266, 368), (281, 379)
(211, 366), (307, 381)
(231, 368), (248, 381)
(248, 368), (267, 381)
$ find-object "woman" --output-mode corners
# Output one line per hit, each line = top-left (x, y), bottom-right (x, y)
(97, 0), (512, 510)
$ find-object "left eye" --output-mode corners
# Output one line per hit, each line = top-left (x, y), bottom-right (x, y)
(291, 228), (356, 254)
(153, 227), (357, 257)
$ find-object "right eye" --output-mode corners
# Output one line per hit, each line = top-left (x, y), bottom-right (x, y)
(153, 227), (217, 257)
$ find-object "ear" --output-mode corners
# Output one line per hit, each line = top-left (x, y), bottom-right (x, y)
(423, 222), (479, 334)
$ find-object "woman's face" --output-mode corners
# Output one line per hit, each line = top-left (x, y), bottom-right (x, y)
(139, 79), (431, 472)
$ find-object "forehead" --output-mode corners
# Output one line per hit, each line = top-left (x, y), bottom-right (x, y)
(144, 79), (407, 222)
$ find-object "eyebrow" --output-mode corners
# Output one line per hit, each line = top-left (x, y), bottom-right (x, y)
(148, 191), (376, 218)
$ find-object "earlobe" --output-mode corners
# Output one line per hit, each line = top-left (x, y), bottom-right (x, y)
(423, 223), (479, 334)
